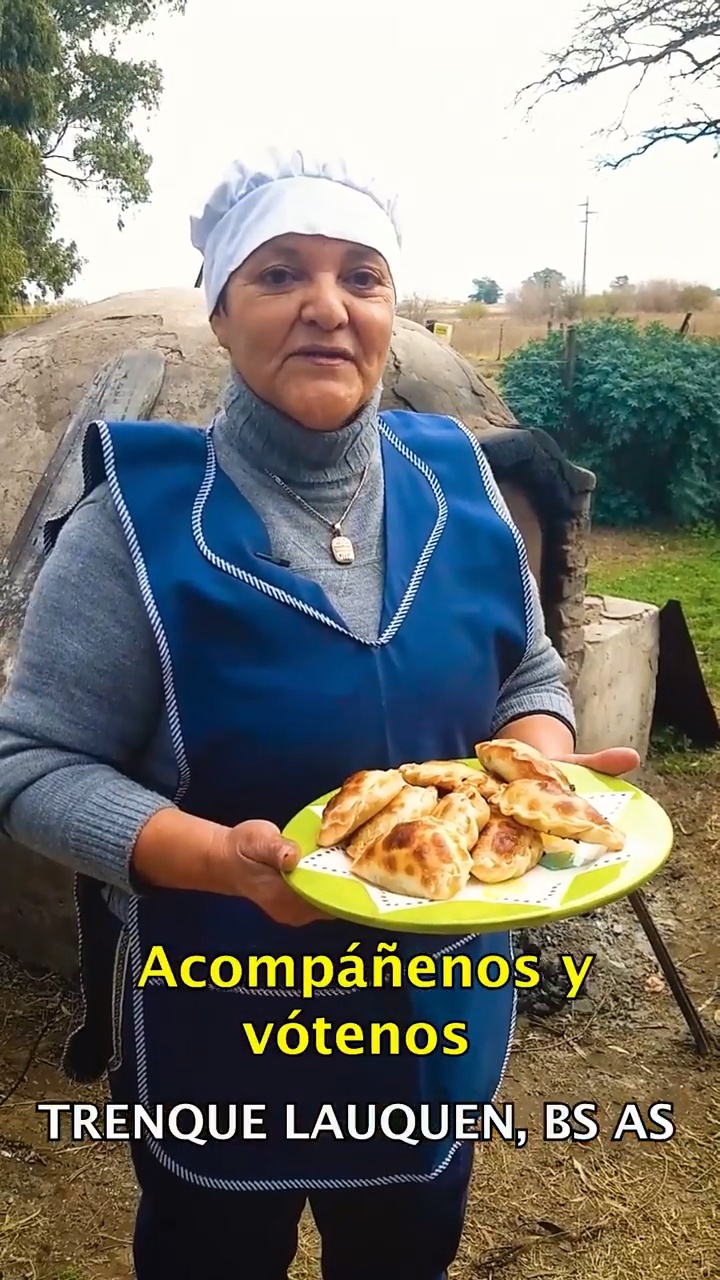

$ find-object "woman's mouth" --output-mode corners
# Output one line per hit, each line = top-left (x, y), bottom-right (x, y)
(290, 347), (354, 366)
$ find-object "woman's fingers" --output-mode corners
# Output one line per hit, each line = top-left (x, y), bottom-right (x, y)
(223, 819), (329, 925)
(233, 820), (301, 870)
(559, 746), (641, 776)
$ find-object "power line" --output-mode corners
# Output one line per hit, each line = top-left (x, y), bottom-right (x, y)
(0, 184), (123, 199)
(579, 196), (597, 297)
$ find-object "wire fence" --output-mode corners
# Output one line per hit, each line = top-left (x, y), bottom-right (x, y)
(448, 311), (715, 364)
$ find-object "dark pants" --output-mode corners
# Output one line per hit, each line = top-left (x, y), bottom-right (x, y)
(126, 1132), (474, 1280)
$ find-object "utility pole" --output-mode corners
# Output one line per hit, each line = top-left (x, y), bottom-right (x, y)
(580, 196), (597, 297)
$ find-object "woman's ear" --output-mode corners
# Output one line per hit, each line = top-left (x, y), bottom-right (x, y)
(209, 309), (230, 352)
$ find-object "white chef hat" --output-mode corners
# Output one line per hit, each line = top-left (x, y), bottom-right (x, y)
(190, 146), (402, 316)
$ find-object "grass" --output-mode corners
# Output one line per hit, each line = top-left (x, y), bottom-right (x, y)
(0, 300), (83, 335)
(587, 527), (720, 696)
(587, 526), (720, 776)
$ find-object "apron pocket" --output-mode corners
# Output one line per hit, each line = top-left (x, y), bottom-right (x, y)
(116, 977), (471, 1187)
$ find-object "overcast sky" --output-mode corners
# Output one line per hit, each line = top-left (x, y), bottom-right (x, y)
(52, 0), (719, 304)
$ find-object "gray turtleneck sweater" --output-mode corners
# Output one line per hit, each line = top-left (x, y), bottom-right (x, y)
(0, 375), (575, 921)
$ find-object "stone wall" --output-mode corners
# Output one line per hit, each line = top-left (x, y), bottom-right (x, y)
(544, 505), (592, 688)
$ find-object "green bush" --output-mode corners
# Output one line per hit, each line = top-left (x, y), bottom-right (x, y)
(497, 317), (720, 526)
(457, 301), (488, 320)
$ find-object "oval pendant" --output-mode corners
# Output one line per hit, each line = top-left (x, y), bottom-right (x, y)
(331, 534), (355, 565)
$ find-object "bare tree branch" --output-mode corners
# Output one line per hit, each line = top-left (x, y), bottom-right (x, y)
(603, 113), (720, 166)
(517, 0), (720, 164)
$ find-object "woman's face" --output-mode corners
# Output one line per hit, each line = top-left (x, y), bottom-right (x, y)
(210, 233), (395, 431)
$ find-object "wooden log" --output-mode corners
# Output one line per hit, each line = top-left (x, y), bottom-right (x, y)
(0, 349), (166, 978)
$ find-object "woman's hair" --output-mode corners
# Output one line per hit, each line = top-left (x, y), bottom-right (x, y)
(212, 282), (229, 319)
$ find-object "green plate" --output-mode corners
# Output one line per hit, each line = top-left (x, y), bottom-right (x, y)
(282, 760), (673, 934)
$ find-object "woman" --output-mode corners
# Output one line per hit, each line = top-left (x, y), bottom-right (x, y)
(0, 148), (638, 1279)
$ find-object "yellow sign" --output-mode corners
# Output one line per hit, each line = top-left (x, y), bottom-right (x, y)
(432, 323), (453, 344)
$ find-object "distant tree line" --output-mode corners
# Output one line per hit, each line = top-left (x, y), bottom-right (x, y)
(397, 269), (719, 327)
(462, 269), (719, 322)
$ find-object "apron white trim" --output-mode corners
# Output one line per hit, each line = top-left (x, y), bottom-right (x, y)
(190, 416), (448, 648)
(109, 924), (130, 1074)
(449, 419), (536, 676)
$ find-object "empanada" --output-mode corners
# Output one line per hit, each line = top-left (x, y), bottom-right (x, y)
(352, 817), (473, 901)
(470, 772), (506, 804)
(346, 784), (439, 862)
(431, 792), (481, 850)
(447, 782), (492, 831)
(399, 760), (480, 791)
(474, 738), (572, 791)
(470, 814), (544, 884)
(497, 779), (625, 852)
(318, 768), (405, 847)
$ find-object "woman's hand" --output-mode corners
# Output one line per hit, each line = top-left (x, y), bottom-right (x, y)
(132, 808), (329, 925)
(555, 747), (641, 776)
(215, 819), (330, 926)
(497, 718), (641, 778)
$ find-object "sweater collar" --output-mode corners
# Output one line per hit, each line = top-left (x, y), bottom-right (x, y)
(211, 368), (382, 484)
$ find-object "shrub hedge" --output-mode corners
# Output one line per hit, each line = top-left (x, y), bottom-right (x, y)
(497, 317), (720, 526)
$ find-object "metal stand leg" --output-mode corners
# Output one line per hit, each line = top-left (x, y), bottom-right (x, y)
(628, 889), (714, 1056)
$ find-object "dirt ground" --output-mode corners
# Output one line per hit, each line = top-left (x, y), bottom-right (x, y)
(0, 752), (718, 1280)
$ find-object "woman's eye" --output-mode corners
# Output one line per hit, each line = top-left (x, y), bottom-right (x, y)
(349, 269), (381, 289)
(260, 267), (295, 286)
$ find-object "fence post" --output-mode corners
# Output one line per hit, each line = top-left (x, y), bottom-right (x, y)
(563, 325), (578, 431)
(564, 325), (578, 390)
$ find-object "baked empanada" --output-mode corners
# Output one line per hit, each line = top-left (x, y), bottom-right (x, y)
(318, 768), (404, 847)
(470, 814), (544, 884)
(346, 784), (439, 862)
(399, 760), (480, 791)
(497, 779), (625, 852)
(448, 781), (492, 831)
(431, 792), (481, 850)
(470, 772), (506, 804)
(352, 817), (473, 901)
(474, 738), (572, 791)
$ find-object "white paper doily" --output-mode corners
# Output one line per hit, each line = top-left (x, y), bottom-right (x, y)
(302, 793), (634, 913)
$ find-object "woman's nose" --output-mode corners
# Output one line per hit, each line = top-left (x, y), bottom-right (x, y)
(299, 278), (349, 329)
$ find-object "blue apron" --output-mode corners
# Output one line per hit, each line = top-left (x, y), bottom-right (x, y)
(48, 409), (533, 1192)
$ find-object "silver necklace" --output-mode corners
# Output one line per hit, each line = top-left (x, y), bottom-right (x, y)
(264, 460), (371, 565)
